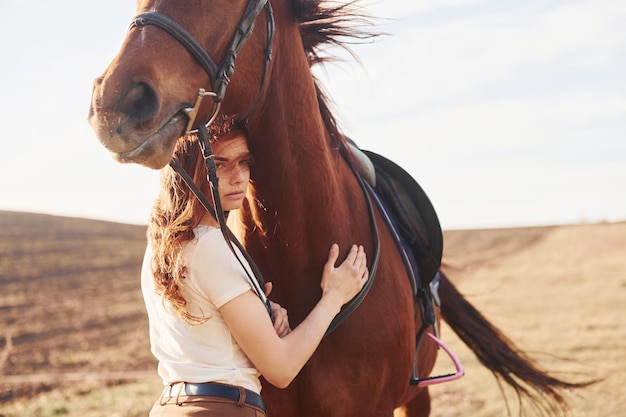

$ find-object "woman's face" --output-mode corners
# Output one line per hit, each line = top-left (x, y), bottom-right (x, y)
(212, 133), (253, 212)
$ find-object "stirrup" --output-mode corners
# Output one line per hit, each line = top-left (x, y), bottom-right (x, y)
(410, 333), (464, 387)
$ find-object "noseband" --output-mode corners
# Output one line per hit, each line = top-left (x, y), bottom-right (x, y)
(129, 0), (274, 133)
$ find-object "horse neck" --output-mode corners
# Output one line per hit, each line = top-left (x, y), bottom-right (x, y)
(250, 79), (346, 255)
(243, 24), (364, 299)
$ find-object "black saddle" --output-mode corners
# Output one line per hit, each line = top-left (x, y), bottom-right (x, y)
(362, 150), (443, 287)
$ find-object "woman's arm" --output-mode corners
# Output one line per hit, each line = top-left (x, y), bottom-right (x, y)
(220, 244), (368, 388)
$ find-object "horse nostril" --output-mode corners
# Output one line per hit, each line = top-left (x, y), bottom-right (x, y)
(123, 82), (159, 121)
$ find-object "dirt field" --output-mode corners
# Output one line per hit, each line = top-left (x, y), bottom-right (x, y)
(1, 211), (624, 416)
(0, 211), (155, 404)
(430, 222), (626, 417)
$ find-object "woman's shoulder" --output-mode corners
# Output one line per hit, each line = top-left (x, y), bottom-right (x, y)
(187, 225), (233, 262)
(185, 225), (253, 304)
(194, 224), (220, 238)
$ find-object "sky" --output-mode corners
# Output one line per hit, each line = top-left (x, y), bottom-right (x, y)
(1, 0), (624, 230)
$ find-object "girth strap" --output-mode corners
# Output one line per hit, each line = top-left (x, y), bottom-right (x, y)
(325, 167), (381, 336)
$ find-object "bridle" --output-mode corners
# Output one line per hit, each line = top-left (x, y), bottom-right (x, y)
(129, 0), (275, 134)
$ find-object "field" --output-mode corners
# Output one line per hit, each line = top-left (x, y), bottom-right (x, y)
(0, 211), (624, 416)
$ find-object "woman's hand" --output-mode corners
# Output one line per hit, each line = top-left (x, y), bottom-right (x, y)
(221, 245), (368, 389)
(269, 301), (291, 337)
(320, 244), (369, 308)
(265, 282), (292, 337)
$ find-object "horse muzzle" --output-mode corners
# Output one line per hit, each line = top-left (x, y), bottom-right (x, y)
(88, 77), (189, 169)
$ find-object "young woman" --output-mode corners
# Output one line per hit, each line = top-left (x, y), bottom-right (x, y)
(142, 116), (368, 416)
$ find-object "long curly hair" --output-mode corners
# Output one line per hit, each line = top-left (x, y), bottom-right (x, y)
(147, 115), (248, 324)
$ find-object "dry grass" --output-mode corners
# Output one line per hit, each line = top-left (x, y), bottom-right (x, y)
(1, 211), (623, 416)
(430, 222), (626, 417)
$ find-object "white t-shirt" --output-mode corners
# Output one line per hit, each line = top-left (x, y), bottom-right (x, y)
(141, 225), (266, 393)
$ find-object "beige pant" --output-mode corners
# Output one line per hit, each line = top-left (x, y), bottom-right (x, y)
(149, 394), (266, 417)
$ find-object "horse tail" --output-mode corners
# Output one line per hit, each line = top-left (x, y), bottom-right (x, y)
(438, 271), (591, 415)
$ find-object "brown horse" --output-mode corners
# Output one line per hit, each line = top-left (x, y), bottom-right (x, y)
(88, 0), (585, 415)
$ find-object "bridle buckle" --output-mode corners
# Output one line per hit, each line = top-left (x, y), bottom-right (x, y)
(183, 88), (221, 135)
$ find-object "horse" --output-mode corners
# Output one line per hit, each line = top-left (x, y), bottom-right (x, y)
(88, 0), (586, 415)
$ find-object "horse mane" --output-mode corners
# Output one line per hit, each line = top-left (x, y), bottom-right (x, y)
(293, 0), (380, 151)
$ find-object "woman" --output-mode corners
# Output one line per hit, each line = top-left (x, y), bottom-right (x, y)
(142, 115), (368, 416)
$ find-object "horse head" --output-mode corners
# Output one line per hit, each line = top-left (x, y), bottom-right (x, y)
(88, 0), (274, 169)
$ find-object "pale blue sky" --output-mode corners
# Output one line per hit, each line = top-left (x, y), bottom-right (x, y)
(1, 0), (624, 230)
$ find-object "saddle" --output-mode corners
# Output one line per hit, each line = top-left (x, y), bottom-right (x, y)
(348, 143), (443, 288)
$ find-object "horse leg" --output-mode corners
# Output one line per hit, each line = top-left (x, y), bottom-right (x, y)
(394, 388), (431, 417)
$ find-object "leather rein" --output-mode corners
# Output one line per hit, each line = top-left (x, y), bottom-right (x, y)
(129, 0), (380, 334)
